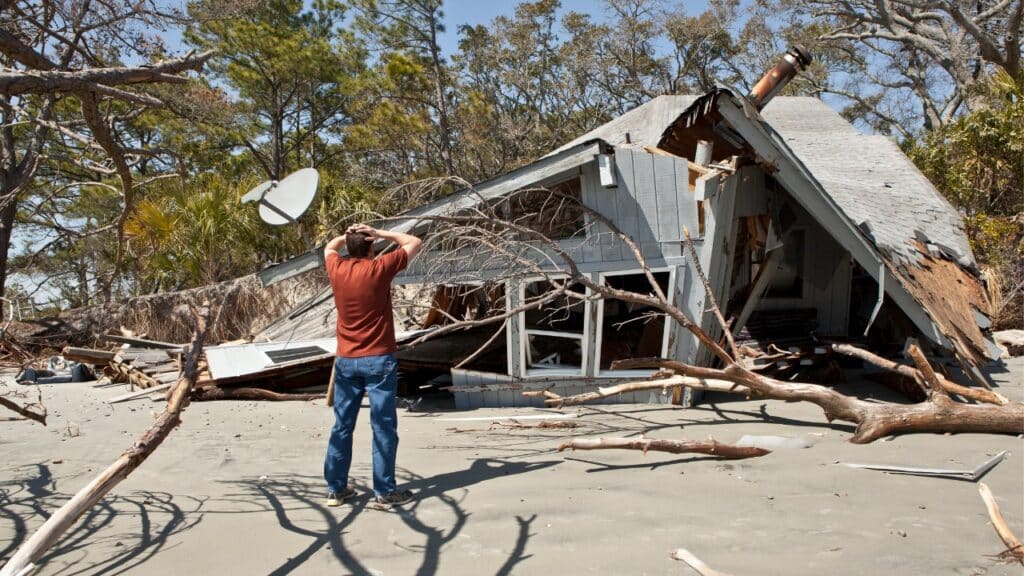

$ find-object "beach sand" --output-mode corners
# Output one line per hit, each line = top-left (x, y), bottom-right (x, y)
(2, 358), (1022, 575)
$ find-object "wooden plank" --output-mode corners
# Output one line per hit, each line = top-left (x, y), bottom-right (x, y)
(108, 383), (171, 404)
(731, 247), (783, 337)
(101, 334), (183, 349)
(62, 347), (116, 364)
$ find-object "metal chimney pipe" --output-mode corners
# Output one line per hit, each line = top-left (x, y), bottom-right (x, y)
(747, 45), (812, 110)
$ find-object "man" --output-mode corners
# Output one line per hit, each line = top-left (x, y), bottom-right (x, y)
(323, 223), (422, 508)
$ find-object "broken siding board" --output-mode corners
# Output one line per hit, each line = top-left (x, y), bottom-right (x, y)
(675, 158), (700, 238)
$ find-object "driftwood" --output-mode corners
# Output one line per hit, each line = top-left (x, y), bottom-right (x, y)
(540, 375), (746, 407)
(191, 387), (323, 402)
(0, 390), (46, 425)
(558, 437), (770, 459)
(831, 343), (1008, 405)
(60, 346), (116, 364)
(670, 548), (734, 576)
(978, 483), (1024, 564)
(0, 304), (210, 576)
(608, 352), (1024, 444)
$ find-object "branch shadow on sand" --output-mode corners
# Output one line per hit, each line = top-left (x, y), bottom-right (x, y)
(218, 457), (558, 576)
(0, 463), (206, 576)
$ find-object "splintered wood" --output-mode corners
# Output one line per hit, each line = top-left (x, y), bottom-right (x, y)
(895, 247), (994, 371)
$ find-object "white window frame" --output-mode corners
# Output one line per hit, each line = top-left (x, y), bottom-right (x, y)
(594, 267), (677, 378)
(518, 274), (591, 378)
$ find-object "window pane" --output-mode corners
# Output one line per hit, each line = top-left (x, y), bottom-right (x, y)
(526, 333), (583, 371)
(599, 272), (670, 370)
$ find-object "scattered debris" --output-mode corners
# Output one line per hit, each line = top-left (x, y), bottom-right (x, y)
(436, 413), (579, 422)
(842, 450), (1008, 481)
(16, 355), (94, 384)
(446, 420), (579, 433)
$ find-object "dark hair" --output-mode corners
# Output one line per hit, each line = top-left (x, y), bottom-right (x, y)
(346, 231), (372, 258)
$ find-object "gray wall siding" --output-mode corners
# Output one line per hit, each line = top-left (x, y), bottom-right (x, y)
(581, 149), (700, 265)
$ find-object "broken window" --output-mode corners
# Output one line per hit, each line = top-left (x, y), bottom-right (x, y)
(596, 270), (673, 373)
(499, 177), (585, 240)
(521, 277), (588, 376)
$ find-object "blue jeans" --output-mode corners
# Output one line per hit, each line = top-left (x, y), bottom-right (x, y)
(324, 353), (399, 496)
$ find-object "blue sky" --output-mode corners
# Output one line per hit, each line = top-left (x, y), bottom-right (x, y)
(434, 0), (606, 54)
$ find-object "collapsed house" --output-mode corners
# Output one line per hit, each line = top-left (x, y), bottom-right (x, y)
(202, 49), (998, 408)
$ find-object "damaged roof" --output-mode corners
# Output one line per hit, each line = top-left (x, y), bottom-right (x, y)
(556, 95), (976, 272)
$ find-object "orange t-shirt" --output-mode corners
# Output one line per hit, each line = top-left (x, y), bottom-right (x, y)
(326, 249), (408, 358)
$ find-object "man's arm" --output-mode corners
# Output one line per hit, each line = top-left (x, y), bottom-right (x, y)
(375, 229), (422, 259)
(324, 233), (346, 259)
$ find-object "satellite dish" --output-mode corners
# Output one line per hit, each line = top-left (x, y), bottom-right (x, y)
(240, 168), (319, 226)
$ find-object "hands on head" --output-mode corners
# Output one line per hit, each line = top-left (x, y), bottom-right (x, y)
(346, 223), (378, 239)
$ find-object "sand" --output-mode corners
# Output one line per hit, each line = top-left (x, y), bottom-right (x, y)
(2, 359), (1022, 575)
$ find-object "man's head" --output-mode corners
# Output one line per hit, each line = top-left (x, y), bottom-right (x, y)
(346, 231), (374, 259)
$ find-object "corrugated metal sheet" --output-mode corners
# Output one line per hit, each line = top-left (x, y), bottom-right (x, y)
(206, 338), (335, 380)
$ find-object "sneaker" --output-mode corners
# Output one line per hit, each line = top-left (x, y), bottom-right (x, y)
(373, 489), (414, 508)
(326, 487), (356, 507)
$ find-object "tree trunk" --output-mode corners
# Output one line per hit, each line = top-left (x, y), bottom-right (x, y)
(0, 198), (17, 319)
(428, 19), (455, 177)
(191, 386), (323, 402)
(607, 358), (1024, 444)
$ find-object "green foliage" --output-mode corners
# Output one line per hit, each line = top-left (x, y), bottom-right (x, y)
(905, 71), (1023, 262)
(906, 71), (1023, 326)
(186, 0), (366, 179)
(125, 173), (264, 288)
